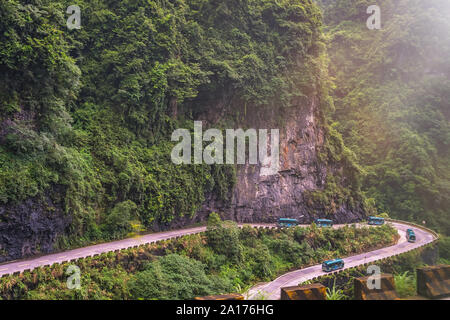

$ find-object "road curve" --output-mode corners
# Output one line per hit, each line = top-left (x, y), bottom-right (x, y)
(246, 222), (436, 300)
(0, 220), (436, 298)
(0, 223), (272, 277)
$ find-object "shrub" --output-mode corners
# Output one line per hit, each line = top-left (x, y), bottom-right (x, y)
(102, 200), (138, 239)
(326, 279), (348, 300)
(128, 254), (232, 300)
(438, 236), (450, 260)
(394, 271), (416, 298)
(206, 216), (242, 263)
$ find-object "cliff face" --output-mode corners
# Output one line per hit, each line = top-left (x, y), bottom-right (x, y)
(0, 186), (70, 263)
(0, 95), (366, 262)
(191, 96), (367, 225)
(0, 0), (366, 263)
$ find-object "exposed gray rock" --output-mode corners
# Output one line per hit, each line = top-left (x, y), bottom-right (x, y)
(0, 187), (71, 263)
(190, 96), (366, 225)
(0, 95), (366, 262)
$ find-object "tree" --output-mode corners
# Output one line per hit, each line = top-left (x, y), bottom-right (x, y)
(128, 254), (232, 300)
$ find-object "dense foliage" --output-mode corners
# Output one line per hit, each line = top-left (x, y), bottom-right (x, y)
(438, 236), (450, 264)
(1, 0), (447, 299)
(128, 254), (231, 300)
(0, 219), (398, 299)
(316, 0), (450, 234)
(0, 0), (329, 248)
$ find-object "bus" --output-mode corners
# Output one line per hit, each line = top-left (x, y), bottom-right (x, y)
(322, 258), (345, 272)
(277, 218), (299, 228)
(368, 216), (385, 225)
(315, 219), (333, 227)
(406, 229), (416, 243)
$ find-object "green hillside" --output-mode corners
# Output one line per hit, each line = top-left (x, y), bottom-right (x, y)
(0, 0), (448, 260)
(317, 0), (450, 235)
(0, 0), (333, 253)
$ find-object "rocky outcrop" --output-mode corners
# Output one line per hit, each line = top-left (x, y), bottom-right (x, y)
(0, 186), (71, 263)
(192, 96), (366, 224)
(0, 96), (366, 262)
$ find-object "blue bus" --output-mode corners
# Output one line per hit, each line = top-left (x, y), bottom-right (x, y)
(277, 218), (299, 228)
(406, 229), (416, 243)
(322, 258), (345, 272)
(315, 219), (333, 227)
(368, 216), (385, 225)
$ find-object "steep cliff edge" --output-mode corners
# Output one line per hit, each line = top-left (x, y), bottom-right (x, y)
(0, 187), (71, 262)
(192, 95), (366, 225)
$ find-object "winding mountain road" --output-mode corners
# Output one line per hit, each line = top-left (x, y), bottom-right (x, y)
(0, 223), (271, 277)
(0, 221), (437, 301)
(246, 222), (436, 300)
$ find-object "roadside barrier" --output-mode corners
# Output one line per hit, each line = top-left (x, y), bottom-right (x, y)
(280, 284), (327, 300)
(0, 219), (440, 296)
(385, 219), (439, 243)
(194, 294), (244, 300)
(354, 273), (399, 300)
(416, 264), (450, 299)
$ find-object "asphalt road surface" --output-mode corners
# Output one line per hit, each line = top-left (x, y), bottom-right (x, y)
(0, 223), (272, 277)
(246, 222), (436, 300)
(0, 221), (436, 301)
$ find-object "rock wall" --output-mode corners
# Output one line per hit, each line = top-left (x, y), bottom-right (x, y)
(0, 96), (366, 262)
(0, 186), (71, 263)
(193, 96), (366, 224)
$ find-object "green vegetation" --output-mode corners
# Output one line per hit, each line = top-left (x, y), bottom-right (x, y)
(128, 254), (231, 300)
(438, 236), (450, 264)
(1, 0), (448, 300)
(326, 279), (347, 300)
(394, 271), (416, 298)
(0, 220), (398, 300)
(316, 0), (450, 235)
(0, 0), (332, 250)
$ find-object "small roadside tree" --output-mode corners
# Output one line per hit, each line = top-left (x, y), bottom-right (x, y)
(206, 212), (242, 263)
